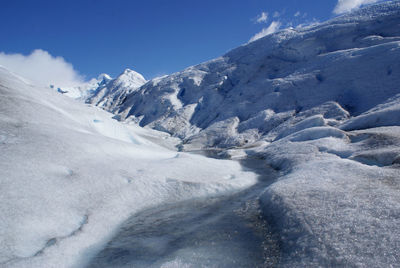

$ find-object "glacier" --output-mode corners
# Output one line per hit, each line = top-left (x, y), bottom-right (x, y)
(1, 1), (400, 267)
(86, 1), (400, 151)
(0, 66), (259, 267)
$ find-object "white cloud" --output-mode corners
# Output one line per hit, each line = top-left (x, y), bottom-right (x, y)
(333, 0), (380, 14)
(249, 21), (281, 42)
(294, 11), (301, 17)
(255, 12), (268, 23)
(273, 11), (281, 18)
(0, 49), (84, 87)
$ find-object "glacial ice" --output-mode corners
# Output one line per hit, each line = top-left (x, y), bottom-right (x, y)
(2, 1), (400, 267)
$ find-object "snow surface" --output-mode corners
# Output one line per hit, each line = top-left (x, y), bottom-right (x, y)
(3, 1), (400, 267)
(76, 1), (400, 267)
(0, 66), (257, 268)
(88, 1), (400, 152)
(252, 124), (400, 266)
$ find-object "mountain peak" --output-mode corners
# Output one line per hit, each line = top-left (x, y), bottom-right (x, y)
(85, 67), (147, 111)
(97, 73), (112, 81)
(121, 68), (146, 81)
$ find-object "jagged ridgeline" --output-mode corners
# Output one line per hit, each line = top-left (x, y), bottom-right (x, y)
(2, 1), (400, 267)
(86, 1), (400, 150)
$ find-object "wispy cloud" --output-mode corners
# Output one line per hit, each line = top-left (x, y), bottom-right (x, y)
(0, 49), (84, 87)
(294, 11), (301, 17)
(255, 11), (268, 23)
(333, 0), (380, 14)
(273, 11), (281, 18)
(249, 21), (281, 42)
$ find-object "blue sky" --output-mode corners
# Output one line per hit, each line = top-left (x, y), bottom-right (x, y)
(0, 0), (385, 84)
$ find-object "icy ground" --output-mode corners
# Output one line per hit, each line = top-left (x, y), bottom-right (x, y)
(0, 67), (260, 267)
(88, 159), (280, 268)
(2, 1), (400, 267)
(81, 1), (400, 267)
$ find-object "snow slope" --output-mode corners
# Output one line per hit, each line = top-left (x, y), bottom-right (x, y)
(89, 1), (400, 151)
(0, 66), (257, 268)
(81, 1), (400, 267)
(2, 1), (400, 267)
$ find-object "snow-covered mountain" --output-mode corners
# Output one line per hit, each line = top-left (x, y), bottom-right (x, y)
(85, 68), (146, 112)
(56, 67), (146, 105)
(2, 1), (400, 267)
(78, 1), (400, 267)
(54, 73), (112, 99)
(89, 1), (400, 151)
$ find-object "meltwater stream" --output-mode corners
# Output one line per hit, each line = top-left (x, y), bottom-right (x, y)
(87, 158), (280, 268)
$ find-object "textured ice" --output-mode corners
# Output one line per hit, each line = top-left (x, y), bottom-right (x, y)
(77, 2), (400, 267)
(2, 1), (400, 267)
(0, 66), (257, 268)
(87, 2), (400, 152)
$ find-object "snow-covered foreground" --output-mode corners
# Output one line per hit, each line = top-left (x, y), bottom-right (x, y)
(254, 126), (400, 267)
(88, 159), (279, 268)
(78, 1), (400, 267)
(0, 67), (258, 268)
(2, 1), (400, 267)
